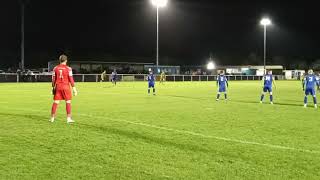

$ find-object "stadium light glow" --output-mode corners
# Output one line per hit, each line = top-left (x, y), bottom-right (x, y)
(151, 0), (168, 8)
(260, 18), (272, 26)
(207, 62), (216, 70)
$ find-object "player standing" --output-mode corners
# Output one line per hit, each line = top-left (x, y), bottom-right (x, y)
(302, 69), (319, 108)
(147, 70), (156, 95)
(100, 70), (106, 82)
(50, 54), (78, 123)
(111, 69), (117, 86)
(260, 71), (276, 104)
(216, 71), (228, 101)
(160, 71), (166, 84)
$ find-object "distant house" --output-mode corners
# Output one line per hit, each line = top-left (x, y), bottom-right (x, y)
(283, 70), (305, 80)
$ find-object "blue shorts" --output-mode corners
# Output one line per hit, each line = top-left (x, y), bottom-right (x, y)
(263, 86), (272, 93)
(219, 86), (226, 93)
(112, 78), (116, 81)
(305, 88), (315, 96)
(148, 82), (155, 88)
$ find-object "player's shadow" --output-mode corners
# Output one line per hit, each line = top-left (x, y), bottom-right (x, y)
(233, 100), (302, 107)
(273, 102), (303, 107)
(164, 95), (208, 101)
(0, 112), (47, 121)
(78, 122), (218, 154)
(280, 99), (302, 103)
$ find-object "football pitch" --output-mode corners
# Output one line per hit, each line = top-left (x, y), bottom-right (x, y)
(1, 81), (320, 179)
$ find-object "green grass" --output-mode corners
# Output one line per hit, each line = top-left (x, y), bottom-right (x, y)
(1, 81), (320, 179)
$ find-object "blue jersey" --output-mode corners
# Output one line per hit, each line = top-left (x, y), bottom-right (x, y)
(111, 72), (117, 79)
(264, 74), (273, 87)
(147, 74), (155, 83)
(147, 74), (155, 88)
(304, 75), (318, 89)
(217, 75), (228, 88)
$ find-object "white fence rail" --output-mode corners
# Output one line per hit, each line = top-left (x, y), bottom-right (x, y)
(0, 74), (286, 83)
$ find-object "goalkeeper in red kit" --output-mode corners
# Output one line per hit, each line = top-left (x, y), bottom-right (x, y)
(50, 54), (78, 123)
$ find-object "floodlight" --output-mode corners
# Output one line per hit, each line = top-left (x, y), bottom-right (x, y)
(260, 18), (272, 26)
(151, 0), (168, 8)
(207, 62), (215, 70)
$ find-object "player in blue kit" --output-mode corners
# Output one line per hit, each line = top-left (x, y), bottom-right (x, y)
(111, 69), (117, 86)
(147, 69), (156, 95)
(216, 71), (228, 101)
(303, 69), (319, 108)
(260, 71), (276, 104)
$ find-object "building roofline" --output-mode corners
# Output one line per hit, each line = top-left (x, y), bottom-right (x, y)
(48, 61), (154, 65)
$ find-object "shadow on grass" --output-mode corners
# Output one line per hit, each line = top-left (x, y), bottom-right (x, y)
(78, 122), (215, 154)
(275, 102), (304, 107)
(0, 112), (47, 121)
(164, 94), (208, 101)
(232, 100), (303, 107)
(102, 85), (114, 89)
(280, 99), (302, 103)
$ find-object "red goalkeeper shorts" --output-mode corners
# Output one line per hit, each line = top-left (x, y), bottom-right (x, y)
(54, 85), (72, 101)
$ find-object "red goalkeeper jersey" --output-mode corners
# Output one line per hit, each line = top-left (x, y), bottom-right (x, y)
(52, 64), (75, 100)
(52, 64), (75, 88)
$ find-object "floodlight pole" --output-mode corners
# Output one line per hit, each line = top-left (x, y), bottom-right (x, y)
(21, 1), (25, 71)
(263, 24), (267, 75)
(156, 6), (159, 69)
(151, 0), (167, 72)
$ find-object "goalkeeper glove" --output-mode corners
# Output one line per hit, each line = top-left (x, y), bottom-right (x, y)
(72, 87), (78, 96)
(52, 87), (56, 95)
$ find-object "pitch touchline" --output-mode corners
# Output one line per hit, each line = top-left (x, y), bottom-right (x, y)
(2, 107), (320, 154)
(80, 113), (320, 154)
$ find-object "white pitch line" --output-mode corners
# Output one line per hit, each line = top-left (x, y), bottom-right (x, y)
(1, 106), (320, 154)
(80, 113), (320, 155)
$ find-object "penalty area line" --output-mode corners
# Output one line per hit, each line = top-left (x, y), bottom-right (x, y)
(80, 113), (320, 155)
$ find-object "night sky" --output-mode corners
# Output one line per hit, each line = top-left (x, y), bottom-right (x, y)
(1, 0), (320, 68)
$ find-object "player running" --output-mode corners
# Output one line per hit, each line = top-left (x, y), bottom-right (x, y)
(147, 70), (156, 95)
(260, 70), (276, 104)
(50, 54), (78, 123)
(216, 71), (228, 101)
(111, 69), (117, 86)
(160, 71), (166, 84)
(302, 69), (319, 108)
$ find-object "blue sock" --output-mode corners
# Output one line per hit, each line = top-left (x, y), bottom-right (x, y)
(148, 89), (150, 94)
(270, 95), (273, 102)
(217, 94), (220, 99)
(260, 94), (265, 101)
(313, 97), (317, 104)
(153, 88), (156, 94)
(225, 94), (227, 99)
(304, 96), (308, 104)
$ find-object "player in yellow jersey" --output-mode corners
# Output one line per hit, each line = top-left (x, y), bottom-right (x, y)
(160, 71), (166, 84)
(100, 70), (106, 82)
